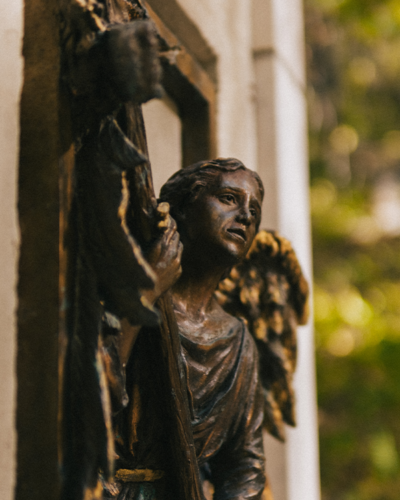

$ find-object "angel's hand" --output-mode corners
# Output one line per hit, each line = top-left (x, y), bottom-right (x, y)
(143, 202), (183, 304)
(117, 203), (182, 367)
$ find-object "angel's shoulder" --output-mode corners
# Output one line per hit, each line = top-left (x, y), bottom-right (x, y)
(203, 298), (243, 337)
(211, 297), (239, 324)
(212, 300), (257, 348)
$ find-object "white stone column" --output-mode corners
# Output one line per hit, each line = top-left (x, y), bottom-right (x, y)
(0, 1), (24, 499)
(252, 1), (321, 499)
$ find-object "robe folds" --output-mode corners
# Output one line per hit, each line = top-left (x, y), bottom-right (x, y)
(103, 318), (266, 500)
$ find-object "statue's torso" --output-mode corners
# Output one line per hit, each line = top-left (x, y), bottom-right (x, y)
(109, 302), (265, 499)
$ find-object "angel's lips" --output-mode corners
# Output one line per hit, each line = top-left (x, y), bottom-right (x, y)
(226, 227), (247, 242)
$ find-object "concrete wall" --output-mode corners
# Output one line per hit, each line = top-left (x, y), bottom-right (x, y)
(0, 1), (24, 499)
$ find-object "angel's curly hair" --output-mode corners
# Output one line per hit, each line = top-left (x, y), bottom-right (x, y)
(159, 158), (264, 226)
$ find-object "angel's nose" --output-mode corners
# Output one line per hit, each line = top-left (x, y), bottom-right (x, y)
(236, 206), (251, 226)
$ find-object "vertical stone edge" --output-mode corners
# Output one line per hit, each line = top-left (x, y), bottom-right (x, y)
(271, 1), (321, 499)
(16, 0), (61, 498)
(0, 0), (24, 498)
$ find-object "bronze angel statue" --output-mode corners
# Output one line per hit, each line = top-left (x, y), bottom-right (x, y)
(97, 158), (309, 500)
(58, 0), (308, 497)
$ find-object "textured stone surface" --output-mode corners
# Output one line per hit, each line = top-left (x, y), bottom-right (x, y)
(0, 1), (23, 499)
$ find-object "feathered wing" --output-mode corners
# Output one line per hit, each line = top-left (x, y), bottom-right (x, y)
(215, 230), (309, 441)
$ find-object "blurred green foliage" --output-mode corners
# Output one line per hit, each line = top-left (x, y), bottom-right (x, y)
(306, 0), (400, 498)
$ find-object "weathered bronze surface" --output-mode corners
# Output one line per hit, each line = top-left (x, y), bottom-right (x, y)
(60, 2), (205, 499)
(57, 1), (309, 500)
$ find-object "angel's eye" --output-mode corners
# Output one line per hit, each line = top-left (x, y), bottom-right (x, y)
(220, 194), (236, 204)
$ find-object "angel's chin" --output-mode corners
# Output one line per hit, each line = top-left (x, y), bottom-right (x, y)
(196, 234), (249, 265)
(221, 240), (248, 262)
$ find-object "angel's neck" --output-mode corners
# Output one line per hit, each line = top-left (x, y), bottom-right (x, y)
(171, 259), (226, 321)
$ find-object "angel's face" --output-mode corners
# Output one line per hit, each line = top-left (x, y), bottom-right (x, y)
(182, 169), (262, 263)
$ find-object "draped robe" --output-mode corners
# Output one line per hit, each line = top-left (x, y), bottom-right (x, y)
(103, 317), (266, 500)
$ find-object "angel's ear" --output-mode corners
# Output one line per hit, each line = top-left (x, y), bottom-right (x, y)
(171, 185), (208, 235)
(172, 189), (201, 223)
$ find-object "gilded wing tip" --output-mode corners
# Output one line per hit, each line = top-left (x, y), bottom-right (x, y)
(263, 389), (286, 442)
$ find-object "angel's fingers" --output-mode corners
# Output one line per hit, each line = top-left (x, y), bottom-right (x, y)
(173, 242), (184, 268)
(165, 223), (179, 246)
(157, 218), (169, 231)
(177, 241), (183, 259)
(156, 202), (170, 219)
(168, 214), (177, 231)
(168, 235), (183, 259)
(155, 203), (170, 231)
(165, 219), (179, 245)
(159, 213), (177, 232)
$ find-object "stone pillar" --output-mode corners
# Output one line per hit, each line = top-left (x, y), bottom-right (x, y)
(252, 1), (321, 499)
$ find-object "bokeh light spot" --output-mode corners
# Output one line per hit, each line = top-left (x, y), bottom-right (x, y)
(336, 288), (372, 327)
(348, 57), (377, 86)
(369, 431), (399, 476)
(310, 179), (337, 215)
(314, 286), (335, 321)
(326, 327), (356, 357)
(329, 125), (359, 155)
(382, 130), (400, 160)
